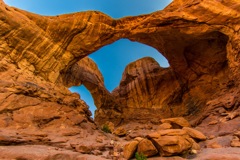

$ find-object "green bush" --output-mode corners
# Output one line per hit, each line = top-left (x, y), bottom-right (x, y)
(102, 124), (111, 133)
(135, 152), (147, 160)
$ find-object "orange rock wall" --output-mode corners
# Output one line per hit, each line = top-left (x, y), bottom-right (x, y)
(0, 0), (240, 127)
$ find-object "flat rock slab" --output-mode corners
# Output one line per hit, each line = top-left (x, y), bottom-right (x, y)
(0, 145), (106, 160)
(189, 148), (240, 160)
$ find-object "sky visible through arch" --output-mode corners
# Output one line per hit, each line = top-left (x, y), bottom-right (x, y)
(4, 0), (172, 117)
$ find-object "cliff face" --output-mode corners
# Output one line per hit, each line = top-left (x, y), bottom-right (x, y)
(0, 0), (240, 157)
(0, 0), (240, 159)
(94, 57), (181, 124)
(62, 56), (121, 116)
(95, 0), (240, 125)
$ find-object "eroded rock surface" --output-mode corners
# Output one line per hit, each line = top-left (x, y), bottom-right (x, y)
(1, 0), (239, 125)
(0, 0), (240, 159)
(123, 117), (206, 159)
(62, 56), (122, 119)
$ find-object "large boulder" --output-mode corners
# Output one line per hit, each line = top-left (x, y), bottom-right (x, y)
(137, 139), (158, 157)
(152, 136), (192, 157)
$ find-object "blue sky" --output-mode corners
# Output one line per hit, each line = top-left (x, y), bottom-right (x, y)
(4, 0), (172, 18)
(4, 0), (171, 116)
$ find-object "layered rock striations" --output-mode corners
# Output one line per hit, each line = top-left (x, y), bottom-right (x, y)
(62, 56), (121, 118)
(95, 0), (240, 125)
(0, 0), (240, 158)
(0, 1), (118, 158)
(95, 57), (181, 124)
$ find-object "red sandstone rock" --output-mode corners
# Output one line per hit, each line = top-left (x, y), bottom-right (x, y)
(123, 140), (139, 160)
(1, 0), (238, 127)
(0, 0), (239, 127)
(193, 148), (240, 160)
(186, 137), (201, 150)
(183, 127), (207, 141)
(152, 136), (192, 157)
(0, 0), (240, 159)
(231, 136), (240, 147)
(157, 129), (187, 136)
(158, 123), (172, 130)
(137, 139), (158, 157)
(113, 126), (127, 137)
(161, 117), (191, 128)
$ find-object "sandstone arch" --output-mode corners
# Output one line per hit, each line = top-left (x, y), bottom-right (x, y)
(0, 0), (240, 127)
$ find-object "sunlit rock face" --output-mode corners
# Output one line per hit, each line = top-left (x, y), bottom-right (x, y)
(95, 57), (181, 125)
(98, 32), (231, 125)
(62, 56), (120, 116)
(0, 0), (240, 131)
(94, 0), (240, 125)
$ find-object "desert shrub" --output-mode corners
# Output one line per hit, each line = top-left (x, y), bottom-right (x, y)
(102, 124), (111, 133)
(135, 152), (147, 160)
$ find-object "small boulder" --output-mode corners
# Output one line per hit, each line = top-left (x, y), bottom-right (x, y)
(234, 131), (240, 137)
(231, 136), (240, 147)
(147, 132), (161, 139)
(208, 120), (218, 125)
(134, 137), (144, 142)
(123, 140), (139, 160)
(161, 117), (191, 129)
(66, 112), (86, 125)
(74, 145), (92, 154)
(96, 136), (104, 143)
(147, 129), (189, 141)
(158, 129), (187, 136)
(158, 123), (172, 130)
(220, 95), (236, 109)
(91, 150), (102, 156)
(183, 127), (207, 141)
(185, 137), (201, 150)
(114, 126), (127, 137)
(137, 139), (158, 157)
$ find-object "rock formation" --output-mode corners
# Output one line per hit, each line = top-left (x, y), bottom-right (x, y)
(0, 0), (240, 159)
(95, 57), (180, 125)
(62, 56), (122, 118)
(94, 0), (240, 126)
(123, 117), (207, 159)
(1, 0), (239, 124)
(96, 1), (240, 124)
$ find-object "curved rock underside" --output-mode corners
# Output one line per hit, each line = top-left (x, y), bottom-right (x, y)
(0, 0), (240, 159)
(59, 0), (240, 126)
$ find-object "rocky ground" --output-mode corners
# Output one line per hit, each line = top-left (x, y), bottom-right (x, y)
(0, 117), (239, 159)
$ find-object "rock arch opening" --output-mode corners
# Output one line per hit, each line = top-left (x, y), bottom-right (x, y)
(89, 39), (169, 91)
(67, 39), (169, 118)
(2, 0), (236, 128)
(62, 31), (230, 126)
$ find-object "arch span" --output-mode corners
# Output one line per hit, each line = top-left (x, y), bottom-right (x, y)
(67, 39), (169, 118)
(62, 30), (230, 126)
(1, 0), (239, 126)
